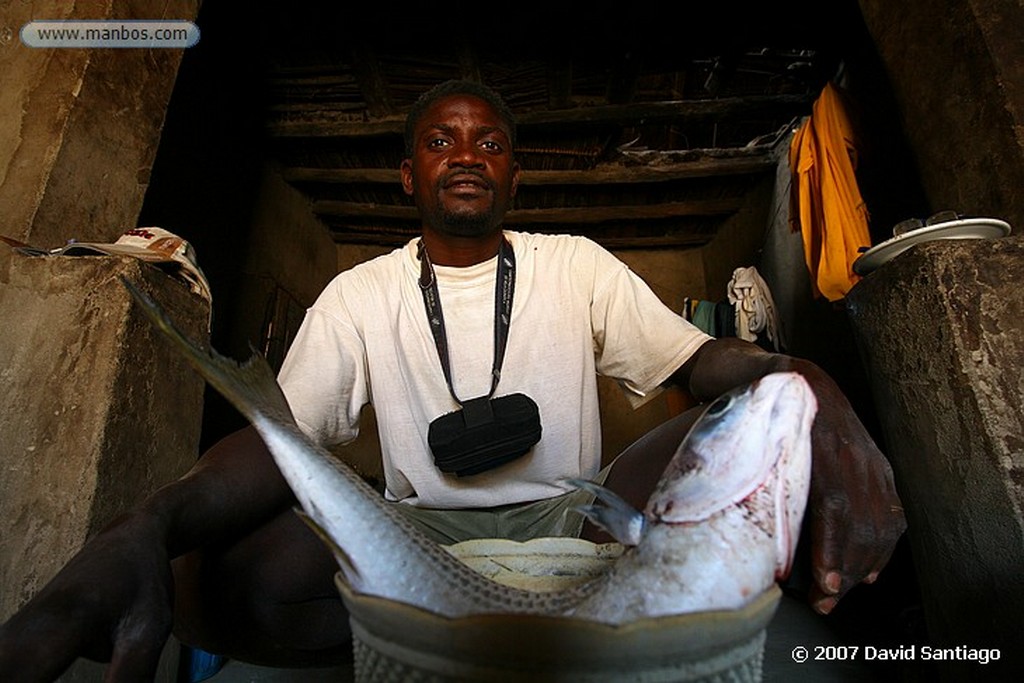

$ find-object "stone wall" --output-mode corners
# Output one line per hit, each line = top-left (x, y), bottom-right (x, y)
(846, 235), (1024, 681)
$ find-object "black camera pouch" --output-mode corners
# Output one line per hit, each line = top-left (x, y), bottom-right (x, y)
(428, 393), (541, 477)
(419, 238), (541, 477)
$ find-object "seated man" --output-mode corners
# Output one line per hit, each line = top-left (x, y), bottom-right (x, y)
(0, 80), (906, 681)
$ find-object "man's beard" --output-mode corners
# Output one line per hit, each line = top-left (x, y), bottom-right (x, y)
(430, 206), (499, 237)
(424, 181), (507, 237)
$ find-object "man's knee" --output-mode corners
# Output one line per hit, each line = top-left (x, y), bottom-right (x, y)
(171, 509), (351, 665)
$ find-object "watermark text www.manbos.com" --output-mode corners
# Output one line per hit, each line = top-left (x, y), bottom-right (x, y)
(790, 644), (1001, 666)
(20, 21), (199, 48)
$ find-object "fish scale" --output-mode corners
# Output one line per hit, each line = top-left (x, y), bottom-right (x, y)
(123, 278), (816, 625)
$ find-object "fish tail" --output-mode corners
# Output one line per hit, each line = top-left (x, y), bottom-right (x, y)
(121, 277), (295, 425)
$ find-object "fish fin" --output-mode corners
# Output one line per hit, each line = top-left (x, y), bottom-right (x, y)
(294, 507), (361, 585)
(121, 277), (294, 425)
(565, 478), (645, 546)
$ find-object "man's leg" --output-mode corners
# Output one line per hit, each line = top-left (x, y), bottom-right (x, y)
(580, 405), (704, 544)
(172, 507), (352, 667)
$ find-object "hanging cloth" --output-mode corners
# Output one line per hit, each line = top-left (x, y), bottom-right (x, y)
(788, 82), (871, 301)
(727, 266), (785, 351)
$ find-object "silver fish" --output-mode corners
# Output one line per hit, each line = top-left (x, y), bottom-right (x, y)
(124, 279), (816, 624)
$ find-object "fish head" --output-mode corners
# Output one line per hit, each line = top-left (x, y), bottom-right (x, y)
(645, 372), (817, 577)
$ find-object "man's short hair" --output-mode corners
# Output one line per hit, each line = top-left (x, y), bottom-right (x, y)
(403, 80), (517, 158)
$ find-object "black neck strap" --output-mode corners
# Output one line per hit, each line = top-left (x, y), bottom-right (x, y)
(418, 237), (515, 405)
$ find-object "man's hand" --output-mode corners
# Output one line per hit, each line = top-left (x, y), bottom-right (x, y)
(800, 370), (907, 613)
(0, 427), (296, 682)
(0, 512), (175, 683)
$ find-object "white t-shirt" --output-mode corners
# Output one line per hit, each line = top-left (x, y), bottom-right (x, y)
(277, 231), (711, 508)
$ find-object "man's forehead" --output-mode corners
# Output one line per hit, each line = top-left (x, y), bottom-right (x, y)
(414, 94), (512, 138)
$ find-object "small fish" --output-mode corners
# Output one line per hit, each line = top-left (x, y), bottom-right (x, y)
(124, 279), (816, 623)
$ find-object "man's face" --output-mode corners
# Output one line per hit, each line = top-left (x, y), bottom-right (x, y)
(401, 94), (520, 238)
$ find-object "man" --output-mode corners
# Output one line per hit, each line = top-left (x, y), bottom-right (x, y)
(0, 80), (906, 681)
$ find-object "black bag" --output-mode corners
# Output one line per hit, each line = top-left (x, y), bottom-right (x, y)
(419, 239), (541, 477)
(428, 393), (541, 477)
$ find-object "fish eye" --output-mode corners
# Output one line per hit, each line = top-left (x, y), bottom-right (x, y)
(704, 395), (733, 418)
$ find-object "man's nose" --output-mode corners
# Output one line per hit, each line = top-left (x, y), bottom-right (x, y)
(447, 139), (484, 168)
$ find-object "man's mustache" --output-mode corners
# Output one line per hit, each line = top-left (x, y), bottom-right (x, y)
(439, 169), (494, 190)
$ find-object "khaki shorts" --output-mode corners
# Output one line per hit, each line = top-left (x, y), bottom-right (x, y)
(389, 464), (612, 545)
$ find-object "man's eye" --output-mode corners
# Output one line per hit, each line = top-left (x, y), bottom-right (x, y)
(427, 138), (450, 149)
(480, 140), (502, 152)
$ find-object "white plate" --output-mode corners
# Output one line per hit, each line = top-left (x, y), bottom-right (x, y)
(853, 218), (1012, 275)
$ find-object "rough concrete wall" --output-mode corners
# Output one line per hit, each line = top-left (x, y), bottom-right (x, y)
(858, 0), (1024, 228)
(616, 246), (707, 314)
(226, 166), (340, 363)
(0, 0), (199, 247)
(0, 253), (208, 623)
(846, 235), (1024, 681)
(698, 175), (777, 303)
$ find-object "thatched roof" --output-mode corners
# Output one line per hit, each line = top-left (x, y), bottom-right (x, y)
(246, 1), (861, 248)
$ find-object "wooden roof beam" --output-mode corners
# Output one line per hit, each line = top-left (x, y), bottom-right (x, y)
(457, 45), (483, 83)
(348, 43), (393, 118)
(312, 198), (741, 224)
(282, 155), (774, 186)
(546, 59), (573, 110)
(325, 227), (717, 250)
(267, 94), (812, 138)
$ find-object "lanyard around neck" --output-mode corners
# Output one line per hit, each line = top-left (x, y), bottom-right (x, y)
(418, 237), (515, 405)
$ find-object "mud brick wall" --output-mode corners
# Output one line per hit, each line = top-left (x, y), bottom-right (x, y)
(846, 235), (1024, 681)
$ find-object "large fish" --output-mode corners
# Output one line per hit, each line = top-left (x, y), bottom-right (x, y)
(124, 279), (816, 624)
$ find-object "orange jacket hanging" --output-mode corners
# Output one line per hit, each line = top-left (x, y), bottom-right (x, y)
(789, 82), (870, 301)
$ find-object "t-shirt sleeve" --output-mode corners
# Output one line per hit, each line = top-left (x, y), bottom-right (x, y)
(589, 247), (713, 408)
(277, 287), (370, 447)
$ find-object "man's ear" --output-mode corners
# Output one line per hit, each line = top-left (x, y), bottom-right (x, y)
(400, 159), (414, 196)
(510, 161), (521, 198)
